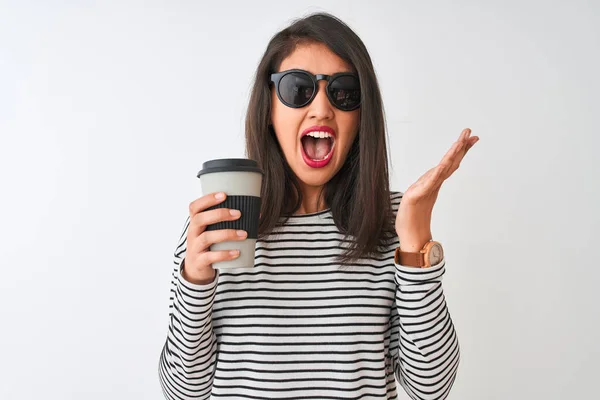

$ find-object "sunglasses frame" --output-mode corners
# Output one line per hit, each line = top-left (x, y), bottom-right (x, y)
(270, 69), (361, 111)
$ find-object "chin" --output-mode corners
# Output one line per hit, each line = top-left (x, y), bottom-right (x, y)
(284, 147), (342, 187)
(296, 162), (338, 187)
(297, 174), (331, 188)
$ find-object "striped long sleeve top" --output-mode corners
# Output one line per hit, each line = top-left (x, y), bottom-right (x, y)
(158, 191), (460, 400)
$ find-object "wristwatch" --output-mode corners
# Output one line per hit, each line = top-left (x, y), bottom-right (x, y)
(394, 241), (444, 268)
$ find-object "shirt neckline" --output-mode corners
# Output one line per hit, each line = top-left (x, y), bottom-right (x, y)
(279, 208), (333, 224)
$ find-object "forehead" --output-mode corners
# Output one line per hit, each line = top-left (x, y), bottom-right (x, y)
(278, 42), (353, 75)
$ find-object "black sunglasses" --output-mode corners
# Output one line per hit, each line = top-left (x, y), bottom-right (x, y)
(270, 69), (361, 111)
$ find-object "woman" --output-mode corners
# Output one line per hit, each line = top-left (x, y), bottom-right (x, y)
(159, 12), (478, 400)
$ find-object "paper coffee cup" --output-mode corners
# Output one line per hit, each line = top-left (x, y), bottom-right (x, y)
(197, 158), (263, 269)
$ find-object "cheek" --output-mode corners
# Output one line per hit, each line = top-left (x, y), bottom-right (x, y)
(271, 91), (290, 127)
(271, 92), (304, 143)
(338, 111), (360, 144)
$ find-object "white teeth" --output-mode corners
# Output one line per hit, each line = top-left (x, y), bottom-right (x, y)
(305, 131), (333, 139)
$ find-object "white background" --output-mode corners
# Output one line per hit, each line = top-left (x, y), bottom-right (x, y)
(1, 1), (598, 399)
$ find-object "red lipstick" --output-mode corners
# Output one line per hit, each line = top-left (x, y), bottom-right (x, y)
(300, 125), (336, 168)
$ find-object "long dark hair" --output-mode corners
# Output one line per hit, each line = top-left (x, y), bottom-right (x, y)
(245, 12), (396, 265)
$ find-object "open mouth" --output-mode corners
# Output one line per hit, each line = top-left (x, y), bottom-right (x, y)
(301, 134), (335, 161)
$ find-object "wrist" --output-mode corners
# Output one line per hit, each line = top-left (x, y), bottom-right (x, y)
(181, 259), (217, 285)
(396, 210), (432, 252)
(398, 232), (432, 253)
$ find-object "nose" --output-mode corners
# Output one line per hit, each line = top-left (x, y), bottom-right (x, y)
(307, 81), (334, 121)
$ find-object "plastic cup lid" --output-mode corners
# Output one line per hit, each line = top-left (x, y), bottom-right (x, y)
(197, 158), (264, 178)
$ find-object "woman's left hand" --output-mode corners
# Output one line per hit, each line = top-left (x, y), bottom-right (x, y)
(395, 128), (479, 252)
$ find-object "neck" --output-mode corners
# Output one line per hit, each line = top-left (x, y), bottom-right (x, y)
(294, 183), (328, 215)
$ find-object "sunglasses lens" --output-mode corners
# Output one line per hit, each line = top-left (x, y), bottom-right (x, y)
(328, 75), (361, 110)
(278, 72), (315, 107)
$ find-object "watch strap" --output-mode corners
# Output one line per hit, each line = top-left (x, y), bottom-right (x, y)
(394, 247), (425, 267)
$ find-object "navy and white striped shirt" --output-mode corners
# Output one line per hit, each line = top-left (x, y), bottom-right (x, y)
(159, 191), (460, 399)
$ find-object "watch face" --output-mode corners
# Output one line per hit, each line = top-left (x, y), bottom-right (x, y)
(429, 243), (444, 265)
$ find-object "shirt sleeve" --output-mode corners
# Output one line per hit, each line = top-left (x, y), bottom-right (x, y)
(158, 216), (220, 400)
(388, 258), (461, 400)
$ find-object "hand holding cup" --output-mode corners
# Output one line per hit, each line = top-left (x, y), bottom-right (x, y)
(183, 158), (263, 284)
(182, 192), (248, 284)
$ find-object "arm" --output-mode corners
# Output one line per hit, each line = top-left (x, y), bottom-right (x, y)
(388, 258), (460, 400)
(388, 127), (476, 399)
(158, 216), (220, 400)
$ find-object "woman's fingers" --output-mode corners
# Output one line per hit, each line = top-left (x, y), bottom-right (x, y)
(192, 229), (247, 254)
